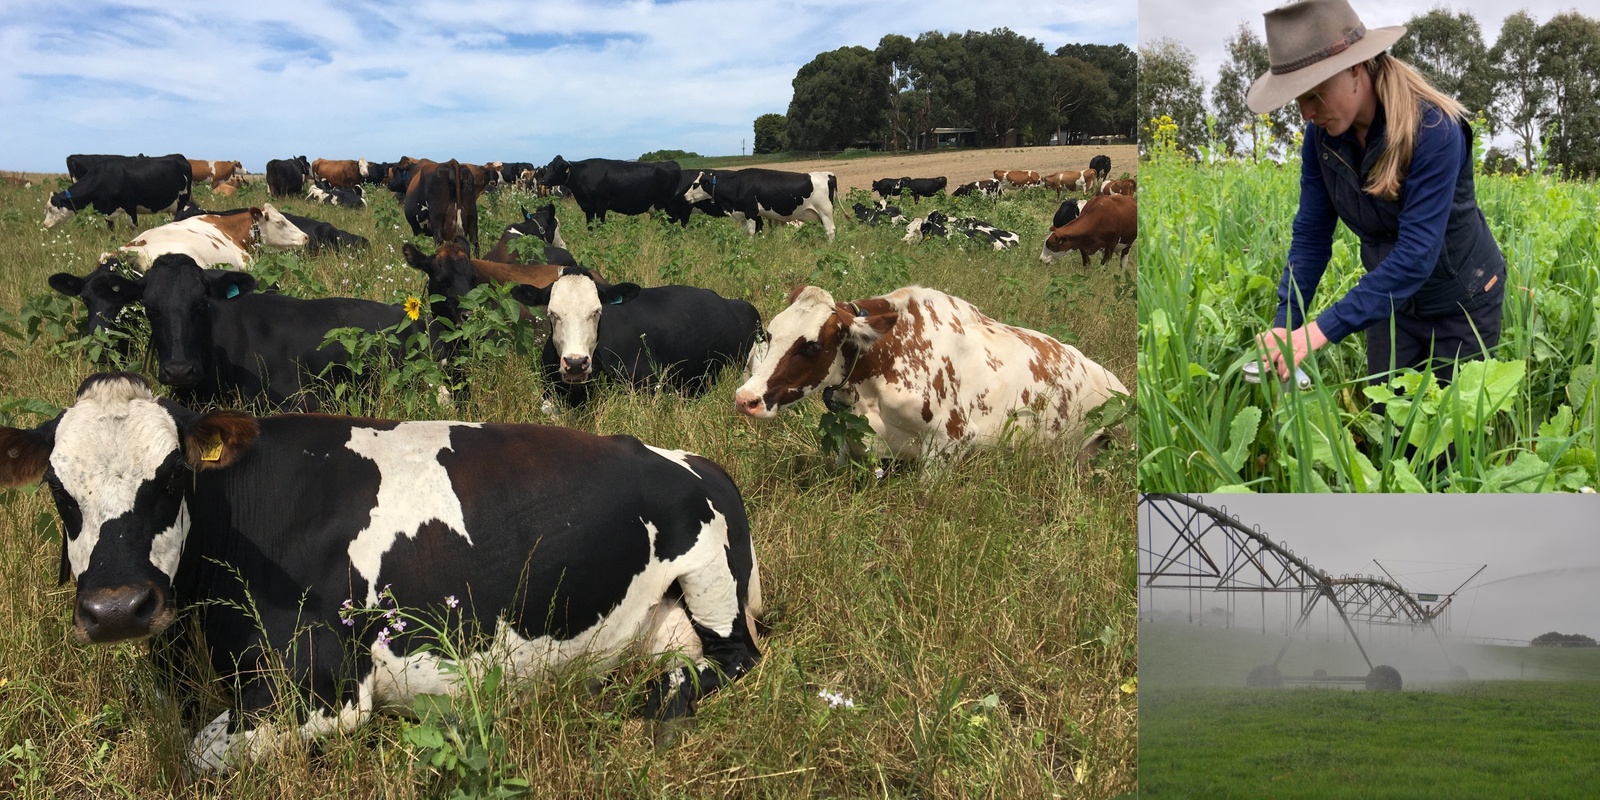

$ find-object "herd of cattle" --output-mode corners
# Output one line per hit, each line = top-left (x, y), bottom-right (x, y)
(4, 148), (1133, 772)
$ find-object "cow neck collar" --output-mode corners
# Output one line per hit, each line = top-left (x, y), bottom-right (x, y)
(249, 219), (262, 246)
(823, 302), (871, 406)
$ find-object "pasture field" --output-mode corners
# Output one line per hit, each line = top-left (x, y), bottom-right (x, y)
(1137, 149), (1600, 492)
(0, 167), (1135, 798)
(1139, 623), (1600, 798)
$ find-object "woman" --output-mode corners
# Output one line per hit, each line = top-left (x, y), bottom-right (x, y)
(1249, 0), (1506, 384)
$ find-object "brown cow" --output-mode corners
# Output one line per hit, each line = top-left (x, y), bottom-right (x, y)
(311, 158), (362, 189)
(187, 160), (244, 189)
(1043, 169), (1098, 198)
(1100, 178), (1137, 197)
(397, 159), (484, 255)
(993, 169), (1042, 189)
(1039, 194), (1136, 267)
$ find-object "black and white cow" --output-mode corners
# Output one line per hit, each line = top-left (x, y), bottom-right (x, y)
(307, 179), (366, 208)
(510, 269), (762, 407)
(952, 179), (1002, 199)
(129, 254), (415, 409)
(954, 218), (1021, 250)
(680, 168), (837, 241)
(44, 154), (192, 229)
(539, 156), (682, 226)
(870, 177), (903, 198)
(0, 372), (763, 772)
(851, 201), (904, 226)
(902, 210), (950, 242)
(265, 156), (311, 197)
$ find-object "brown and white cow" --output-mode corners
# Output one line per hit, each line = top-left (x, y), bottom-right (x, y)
(1040, 194), (1137, 268)
(1044, 169), (1098, 197)
(1100, 178), (1137, 197)
(993, 169), (1042, 189)
(311, 158), (363, 190)
(188, 160), (244, 189)
(735, 285), (1128, 460)
(115, 204), (309, 270)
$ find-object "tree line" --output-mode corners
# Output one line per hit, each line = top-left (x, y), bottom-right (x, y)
(1139, 8), (1600, 178)
(759, 30), (1136, 153)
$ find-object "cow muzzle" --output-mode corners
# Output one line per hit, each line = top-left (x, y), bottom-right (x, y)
(560, 355), (591, 382)
(159, 361), (201, 388)
(734, 390), (773, 418)
(75, 583), (170, 644)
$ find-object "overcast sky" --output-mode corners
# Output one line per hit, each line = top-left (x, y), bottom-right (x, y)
(1140, 494), (1600, 642)
(0, 1), (1135, 174)
(1138, 0), (1588, 110)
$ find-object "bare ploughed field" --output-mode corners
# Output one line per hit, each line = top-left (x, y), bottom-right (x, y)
(747, 144), (1138, 193)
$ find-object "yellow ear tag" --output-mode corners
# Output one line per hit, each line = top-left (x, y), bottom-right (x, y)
(200, 435), (224, 463)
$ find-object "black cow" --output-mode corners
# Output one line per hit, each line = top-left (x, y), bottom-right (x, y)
(129, 254), (414, 409)
(498, 161), (536, 185)
(871, 177), (903, 198)
(47, 259), (144, 342)
(44, 154), (192, 229)
(1090, 154), (1112, 179)
(680, 168), (837, 240)
(1052, 198), (1081, 229)
(0, 372), (762, 773)
(511, 269), (762, 407)
(483, 205), (576, 266)
(307, 179), (366, 208)
(360, 160), (396, 185)
(539, 156), (682, 226)
(899, 177), (948, 199)
(174, 204), (368, 255)
(265, 156), (311, 197)
(65, 153), (138, 181)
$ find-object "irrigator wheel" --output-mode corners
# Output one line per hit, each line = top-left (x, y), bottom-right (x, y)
(1246, 664), (1283, 688)
(1365, 665), (1402, 691)
(1449, 665), (1469, 682)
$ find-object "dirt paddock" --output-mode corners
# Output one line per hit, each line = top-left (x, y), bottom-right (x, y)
(747, 144), (1138, 194)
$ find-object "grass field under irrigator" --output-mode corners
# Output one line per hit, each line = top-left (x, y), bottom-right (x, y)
(1137, 150), (1600, 492)
(0, 169), (1134, 798)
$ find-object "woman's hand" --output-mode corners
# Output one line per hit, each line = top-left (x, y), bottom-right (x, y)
(1256, 322), (1329, 381)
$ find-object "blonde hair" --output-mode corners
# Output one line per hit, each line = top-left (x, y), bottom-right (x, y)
(1363, 53), (1469, 201)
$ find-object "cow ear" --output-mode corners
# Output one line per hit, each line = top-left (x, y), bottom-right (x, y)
(180, 410), (259, 471)
(839, 304), (898, 350)
(510, 283), (551, 308)
(401, 243), (436, 276)
(205, 271), (256, 300)
(249, 207), (264, 222)
(48, 272), (85, 297)
(0, 417), (59, 487)
(601, 283), (641, 306)
(521, 206), (533, 222)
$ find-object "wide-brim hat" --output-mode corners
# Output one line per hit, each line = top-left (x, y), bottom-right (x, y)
(1247, 0), (1406, 114)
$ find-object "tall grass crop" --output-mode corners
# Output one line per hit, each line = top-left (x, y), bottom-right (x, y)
(1138, 127), (1600, 492)
(0, 170), (1135, 797)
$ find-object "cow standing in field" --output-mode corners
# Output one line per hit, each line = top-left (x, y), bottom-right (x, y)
(1040, 194), (1137, 267)
(510, 268), (762, 407)
(1100, 178), (1136, 197)
(44, 154), (192, 229)
(266, 156), (311, 197)
(994, 169), (1042, 189)
(114, 204), (308, 269)
(680, 168), (837, 241)
(1044, 169), (1098, 198)
(735, 285), (1128, 460)
(1089, 154), (1112, 179)
(0, 371), (763, 772)
(311, 158), (363, 190)
(952, 179), (1001, 199)
(396, 159), (481, 255)
(539, 156), (682, 226)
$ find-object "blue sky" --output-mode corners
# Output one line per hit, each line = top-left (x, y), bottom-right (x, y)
(0, 1), (1136, 173)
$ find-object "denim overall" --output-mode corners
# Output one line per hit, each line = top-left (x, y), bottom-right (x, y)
(1312, 107), (1507, 381)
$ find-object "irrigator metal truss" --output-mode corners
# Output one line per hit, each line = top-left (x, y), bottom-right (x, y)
(1139, 494), (1484, 688)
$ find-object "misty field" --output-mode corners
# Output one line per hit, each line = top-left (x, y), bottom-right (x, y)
(1137, 146), (1600, 492)
(1139, 621), (1600, 798)
(0, 168), (1135, 798)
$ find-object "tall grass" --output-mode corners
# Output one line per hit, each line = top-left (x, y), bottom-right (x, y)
(0, 172), (1135, 797)
(1137, 131), (1600, 492)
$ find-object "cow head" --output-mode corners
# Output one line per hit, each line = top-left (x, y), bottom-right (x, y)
(542, 156), (571, 186)
(402, 240), (477, 325)
(515, 204), (562, 247)
(43, 192), (78, 228)
(734, 286), (897, 418)
(49, 259), (143, 339)
(139, 255), (258, 389)
(510, 269), (638, 383)
(256, 204), (311, 249)
(681, 171), (716, 205)
(0, 373), (258, 644)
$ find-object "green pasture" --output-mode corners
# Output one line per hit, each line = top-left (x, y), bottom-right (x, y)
(0, 171), (1134, 798)
(1137, 142), (1600, 492)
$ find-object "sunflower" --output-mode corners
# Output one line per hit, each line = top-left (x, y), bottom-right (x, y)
(404, 296), (422, 321)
